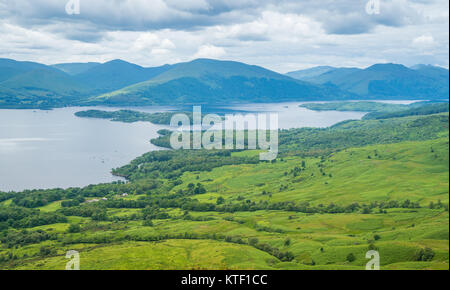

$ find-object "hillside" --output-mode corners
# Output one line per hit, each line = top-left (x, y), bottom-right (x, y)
(74, 60), (172, 94)
(286, 66), (335, 81)
(294, 64), (449, 99)
(52, 62), (101, 75)
(0, 58), (50, 82)
(0, 66), (89, 108)
(1, 113), (448, 270)
(88, 59), (356, 105)
(0, 58), (448, 109)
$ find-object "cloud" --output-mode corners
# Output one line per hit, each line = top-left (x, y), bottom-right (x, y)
(0, 0), (425, 33)
(413, 34), (436, 47)
(0, 0), (448, 71)
(133, 33), (176, 51)
(194, 44), (226, 59)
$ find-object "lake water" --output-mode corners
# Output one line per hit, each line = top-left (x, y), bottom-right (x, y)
(0, 102), (367, 191)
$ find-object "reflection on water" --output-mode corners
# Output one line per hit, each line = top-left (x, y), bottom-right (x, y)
(0, 102), (368, 191)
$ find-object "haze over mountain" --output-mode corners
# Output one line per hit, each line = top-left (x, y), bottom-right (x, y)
(0, 58), (448, 109)
(286, 66), (336, 82)
(288, 64), (449, 100)
(90, 59), (356, 106)
(73, 60), (172, 95)
(0, 58), (50, 82)
(0, 59), (89, 108)
(52, 62), (101, 76)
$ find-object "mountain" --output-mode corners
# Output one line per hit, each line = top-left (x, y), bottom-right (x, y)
(0, 58), (50, 82)
(305, 63), (449, 99)
(0, 65), (89, 108)
(87, 59), (356, 106)
(74, 60), (172, 94)
(286, 66), (335, 81)
(0, 58), (448, 109)
(0, 58), (173, 108)
(411, 64), (449, 79)
(306, 67), (363, 85)
(52, 62), (101, 75)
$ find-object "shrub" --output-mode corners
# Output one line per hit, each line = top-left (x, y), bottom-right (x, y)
(346, 253), (356, 263)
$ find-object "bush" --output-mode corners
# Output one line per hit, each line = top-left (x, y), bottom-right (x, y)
(346, 253), (356, 263)
(284, 238), (291, 246)
(415, 248), (435, 262)
(68, 224), (81, 233)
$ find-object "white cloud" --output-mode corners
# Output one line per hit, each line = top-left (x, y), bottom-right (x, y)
(0, 0), (448, 71)
(133, 33), (176, 51)
(194, 44), (226, 59)
(412, 34), (436, 47)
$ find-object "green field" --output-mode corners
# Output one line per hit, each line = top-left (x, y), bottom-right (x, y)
(0, 112), (448, 270)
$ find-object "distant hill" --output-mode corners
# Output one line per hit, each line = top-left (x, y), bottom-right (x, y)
(73, 59), (172, 94)
(411, 64), (449, 79)
(0, 65), (90, 108)
(88, 59), (355, 106)
(305, 68), (363, 85)
(294, 63), (449, 99)
(0, 58), (448, 109)
(0, 58), (50, 82)
(286, 66), (335, 81)
(52, 62), (101, 75)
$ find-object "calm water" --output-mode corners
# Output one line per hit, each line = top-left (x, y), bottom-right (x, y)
(0, 103), (367, 191)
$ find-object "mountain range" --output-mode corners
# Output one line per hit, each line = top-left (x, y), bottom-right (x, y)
(0, 58), (448, 109)
(287, 64), (449, 99)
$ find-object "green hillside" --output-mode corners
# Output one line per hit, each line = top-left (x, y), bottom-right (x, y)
(0, 58), (49, 82)
(299, 101), (450, 120)
(300, 64), (449, 99)
(0, 66), (88, 108)
(74, 60), (171, 94)
(0, 113), (448, 270)
(88, 59), (356, 105)
(0, 58), (448, 108)
(300, 101), (408, 112)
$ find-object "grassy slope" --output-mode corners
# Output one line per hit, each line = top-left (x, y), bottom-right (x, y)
(3, 137), (448, 270)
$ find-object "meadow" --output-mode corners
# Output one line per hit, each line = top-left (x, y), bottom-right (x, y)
(0, 110), (448, 270)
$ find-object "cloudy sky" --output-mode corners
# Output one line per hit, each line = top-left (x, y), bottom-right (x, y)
(0, 0), (448, 72)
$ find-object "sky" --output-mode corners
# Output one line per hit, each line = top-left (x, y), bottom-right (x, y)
(0, 0), (448, 73)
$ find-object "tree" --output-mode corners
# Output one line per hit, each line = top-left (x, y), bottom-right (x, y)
(249, 238), (259, 247)
(216, 197), (225, 205)
(346, 253), (356, 263)
(39, 246), (55, 257)
(415, 248), (435, 261)
(143, 220), (154, 227)
(67, 224), (81, 233)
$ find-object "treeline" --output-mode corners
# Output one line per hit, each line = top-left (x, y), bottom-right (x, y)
(0, 207), (67, 229)
(113, 149), (259, 181)
(149, 113), (449, 157)
(59, 204), (107, 221)
(364, 103), (449, 120)
(61, 231), (294, 262)
(279, 114), (449, 156)
(0, 230), (57, 248)
(8, 181), (159, 209)
(65, 194), (434, 215)
(75, 109), (211, 125)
